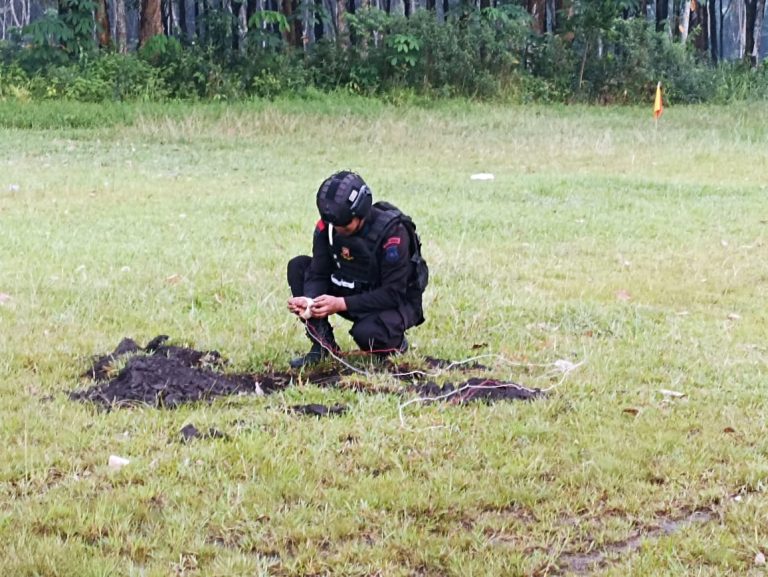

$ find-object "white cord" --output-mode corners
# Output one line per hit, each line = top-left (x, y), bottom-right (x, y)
(397, 360), (586, 428)
(398, 380), (539, 427)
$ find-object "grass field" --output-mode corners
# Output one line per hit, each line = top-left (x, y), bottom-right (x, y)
(1, 97), (768, 576)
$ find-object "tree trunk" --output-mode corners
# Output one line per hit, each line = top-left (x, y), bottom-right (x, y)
(667, 0), (675, 37)
(281, 0), (296, 45)
(236, 0), (247, 51)
(746, 0), (756, 56)
(178, 0), (188, 39)
(196, 0), (206, 41)
(96, 0), (111, 46)
(719, 0), (724, 60)
(752, 0), (766, 63)
(6, 0), (33, 33)
(707, 0), (713, 58)
(679, 0), (691, 41)
(302, 0), (316, 47)
(115, 0), (128, 51)
(737, 0), (747, 57)
(336, 0), (346, 44)
(161, 0), (172, 35)
(546, 0), (556, 32)
(578, 40), (588, 89)
(140, 0), (164, 45)
(694, 0), (709, 54)
(528, 0), (545, 33)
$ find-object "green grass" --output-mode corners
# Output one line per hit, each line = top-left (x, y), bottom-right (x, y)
(1, 97), (768, 576)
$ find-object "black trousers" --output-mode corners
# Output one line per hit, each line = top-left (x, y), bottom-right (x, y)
(287, 255), (408, 352)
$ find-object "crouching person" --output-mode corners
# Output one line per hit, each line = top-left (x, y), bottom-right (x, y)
(287, 171), (428, 368)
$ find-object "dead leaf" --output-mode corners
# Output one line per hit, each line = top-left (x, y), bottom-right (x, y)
(471, 342), (487, 350)
(622, 407), (640, 415)
(723, 427), (736, 434)
(616, 289), (632, 302)
(165, 274), (183, 285)
(727, 313), (741, 321)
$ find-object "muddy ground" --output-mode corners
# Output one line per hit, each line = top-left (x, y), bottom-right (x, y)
(70, 336), (543, 410)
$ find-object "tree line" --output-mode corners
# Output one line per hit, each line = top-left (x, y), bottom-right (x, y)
(2, 0), (763, 62)
(1, 0), (766, 102)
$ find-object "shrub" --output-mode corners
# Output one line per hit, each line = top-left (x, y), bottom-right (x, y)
(40, 54), (167, 101)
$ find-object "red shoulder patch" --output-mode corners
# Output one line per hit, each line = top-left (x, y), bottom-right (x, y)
(315, 219), (326, 232)
(383, 236), (401, 249)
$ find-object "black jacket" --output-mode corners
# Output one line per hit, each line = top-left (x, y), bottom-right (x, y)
(304, 205), (417, 317)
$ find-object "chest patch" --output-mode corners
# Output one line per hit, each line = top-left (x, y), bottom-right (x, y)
(340, 246), (354, 261)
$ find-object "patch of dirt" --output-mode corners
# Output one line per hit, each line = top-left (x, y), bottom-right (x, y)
(411, 378), (544, 403)
(71, 336), (293, 410)
(180, 424), (230, 442)
(290, 403), (348, 417)
(71, 336), (537, 410)
(555, 508), (716, 575)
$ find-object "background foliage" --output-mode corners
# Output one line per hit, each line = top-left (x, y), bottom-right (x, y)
(1, 0), (767, 103)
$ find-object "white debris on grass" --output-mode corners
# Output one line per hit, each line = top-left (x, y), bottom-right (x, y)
(659, 389), (686, 399)
(470, 173), (495, 181)
(108, 455), (130, 470)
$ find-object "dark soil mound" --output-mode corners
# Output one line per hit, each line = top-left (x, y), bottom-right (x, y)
(72, 336), (539, 410)
(71, 336), (291, 410)
(71, 354), (266, 409)
(291, 403), (348, 417)
(412, 378), (543, 403)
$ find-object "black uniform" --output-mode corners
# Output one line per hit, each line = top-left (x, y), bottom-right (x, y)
(287, 204), (423, 352)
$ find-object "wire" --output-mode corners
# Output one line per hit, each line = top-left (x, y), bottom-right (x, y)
(398, 379), (539, 428)
(295, 316), (587, 431)
(301, 317), (586, 384)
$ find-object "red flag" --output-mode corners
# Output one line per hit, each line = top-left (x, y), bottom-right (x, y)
(653, 82), (663, 120)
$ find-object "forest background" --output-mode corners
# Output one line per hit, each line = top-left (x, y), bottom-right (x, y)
(1, 0), (768, 102)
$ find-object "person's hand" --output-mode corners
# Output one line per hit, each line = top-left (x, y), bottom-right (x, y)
(310, 295), (347, 318)
(287, 297), (312, 317)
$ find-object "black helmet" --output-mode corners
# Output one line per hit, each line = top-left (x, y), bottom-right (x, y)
(316, 171), (373, 226)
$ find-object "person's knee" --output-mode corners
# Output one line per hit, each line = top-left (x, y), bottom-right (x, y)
(287, 255), (311, 295)
(349, 319), (378, 350)
(350, 311), (404, 351)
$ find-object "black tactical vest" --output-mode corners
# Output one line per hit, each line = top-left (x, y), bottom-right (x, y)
(328, 205), (400, 293)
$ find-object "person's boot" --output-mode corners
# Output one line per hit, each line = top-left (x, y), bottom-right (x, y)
(290, 319), (338, 369)
(289, 341), (327, 369)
